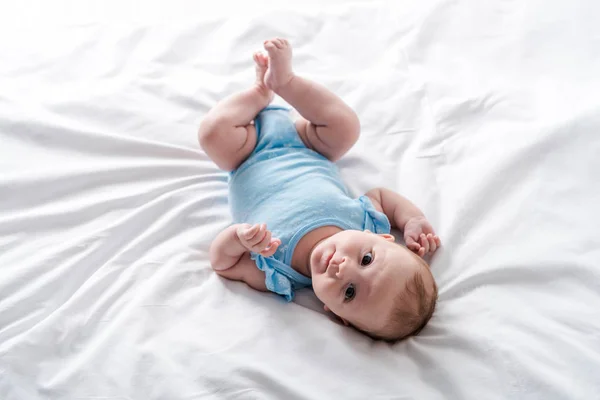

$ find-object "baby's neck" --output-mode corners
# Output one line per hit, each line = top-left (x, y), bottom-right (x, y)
(291, 226), (342, 278)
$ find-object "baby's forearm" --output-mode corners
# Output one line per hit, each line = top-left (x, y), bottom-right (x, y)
(276, 75), (357, 128)
(369, 187), (425, 231)
(209, 224), (248, 271)
(386, 190), (425, 230)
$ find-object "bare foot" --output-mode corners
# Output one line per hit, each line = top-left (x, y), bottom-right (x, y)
(263, 38), (295, 92)
(253, 51), (274, 103)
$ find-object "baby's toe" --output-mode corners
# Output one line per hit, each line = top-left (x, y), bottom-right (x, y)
(264, 40), (277, 51)
(253, 52), (264, 65)
(261, 53), (270, 66)
(273, 38), (285, 49)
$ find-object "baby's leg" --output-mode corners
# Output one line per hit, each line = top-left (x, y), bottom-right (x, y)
(263, 38), (360, 162)
(198, 53), (273, 171)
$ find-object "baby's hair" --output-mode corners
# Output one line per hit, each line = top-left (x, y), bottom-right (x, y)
(392, 267), (438, 338)
(367, 253), (438, 342)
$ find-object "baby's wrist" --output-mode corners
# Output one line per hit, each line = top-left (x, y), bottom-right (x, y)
(402, 214), (427, 230)
(230, 224), (251, 250)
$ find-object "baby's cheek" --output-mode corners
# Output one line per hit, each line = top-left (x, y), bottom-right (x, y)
(311, 280), (324, 298)
(312, 278), (329, 301)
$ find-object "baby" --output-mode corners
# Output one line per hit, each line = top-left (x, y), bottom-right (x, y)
(199, 38), (441, 341)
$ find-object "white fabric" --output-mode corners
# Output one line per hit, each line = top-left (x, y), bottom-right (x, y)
(1, 1), (600, 398)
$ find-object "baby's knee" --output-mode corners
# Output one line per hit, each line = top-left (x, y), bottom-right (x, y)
(197, 116), (220, 149)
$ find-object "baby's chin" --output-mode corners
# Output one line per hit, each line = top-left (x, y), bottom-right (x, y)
(308, 239), (329, 276)
(308, 250), (318, 276)
(309, 272), (327, 300)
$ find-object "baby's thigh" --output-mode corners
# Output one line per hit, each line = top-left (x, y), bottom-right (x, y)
(294, 118), (358, 162)
(198, 120), (257, 171)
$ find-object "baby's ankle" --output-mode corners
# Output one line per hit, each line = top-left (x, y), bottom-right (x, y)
(253, 83), (274, 105)
(270, 73), (295, 95)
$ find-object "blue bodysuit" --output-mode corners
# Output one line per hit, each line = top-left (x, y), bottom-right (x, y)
(228, 106), (390, 301)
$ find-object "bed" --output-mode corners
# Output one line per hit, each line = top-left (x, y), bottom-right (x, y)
(1, 1), (599, 398)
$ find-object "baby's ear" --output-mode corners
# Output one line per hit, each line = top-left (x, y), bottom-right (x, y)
(379, 233), (396, 242)
(324, 305), (350, 326)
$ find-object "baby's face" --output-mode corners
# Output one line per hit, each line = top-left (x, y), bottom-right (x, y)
(310, 230), (424, 332)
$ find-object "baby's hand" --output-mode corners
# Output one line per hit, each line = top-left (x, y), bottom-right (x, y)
(236, 223), (281, 257)
(403, 216), (441, 257)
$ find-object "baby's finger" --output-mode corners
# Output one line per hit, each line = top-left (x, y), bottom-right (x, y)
(270, 238), (282, 249)
(408, 244), (421, 252)
(418, 247), (426, 257)
(420, 234), (430, 253)
(255, 224), (269, 245)
(407, 242), (421, 253)
(434, 235), (442, 247)
(248, 223), (267, 246)
(406, 236), (421, 252)
(427, 234), (437, 253)
(260, 238), (281, 257)
(244, 223), (261, 240)
(254, 230), (272, 252)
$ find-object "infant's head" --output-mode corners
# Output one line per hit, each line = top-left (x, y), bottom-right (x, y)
(309, 230), (437, 341)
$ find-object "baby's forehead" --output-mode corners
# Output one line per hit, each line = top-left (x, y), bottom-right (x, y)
(383, 241), (412, 258)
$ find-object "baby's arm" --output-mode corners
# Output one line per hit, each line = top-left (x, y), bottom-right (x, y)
(209, 223), (280, 291)
(366, 187), (441, 256)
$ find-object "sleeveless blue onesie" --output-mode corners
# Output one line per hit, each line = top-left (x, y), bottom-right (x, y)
(228, 106), (390, 301)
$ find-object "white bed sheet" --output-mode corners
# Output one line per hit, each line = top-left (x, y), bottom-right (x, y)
(1, 1), (599, 399)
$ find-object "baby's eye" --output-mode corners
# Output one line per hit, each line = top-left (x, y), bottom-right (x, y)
(361, 252), (373, 266)
(344, 284), (356, 301)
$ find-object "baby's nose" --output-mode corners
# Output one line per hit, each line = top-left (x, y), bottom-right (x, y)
(334, 257), (347, 278)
